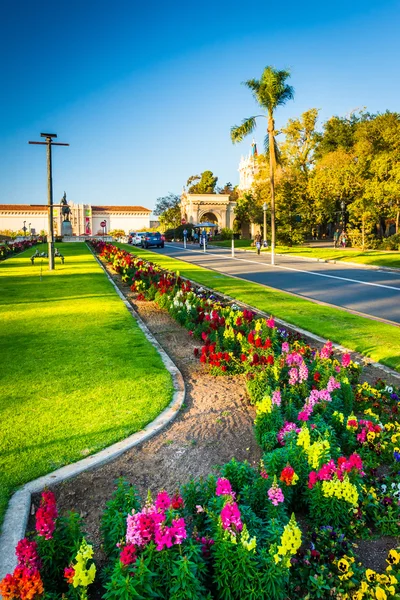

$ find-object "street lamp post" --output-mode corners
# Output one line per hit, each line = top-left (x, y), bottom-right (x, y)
(28, 133), (69, 270)
(341, 200), (346, 230)
(262, 202), (268, 249)
(22, 221), (27, 237)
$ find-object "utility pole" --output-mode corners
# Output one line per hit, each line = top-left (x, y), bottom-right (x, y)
(29, 133), (69, 270)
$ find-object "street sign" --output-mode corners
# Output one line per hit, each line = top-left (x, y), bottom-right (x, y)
(100, 220), (106, 227)
(181, 218), (186, 224)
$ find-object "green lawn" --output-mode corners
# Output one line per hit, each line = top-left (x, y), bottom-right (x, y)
(0, 243), (173, 526)
(118, 244), (400, 372)
(212, 241), (400, 269)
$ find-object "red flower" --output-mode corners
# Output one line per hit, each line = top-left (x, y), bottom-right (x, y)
(247, 332), (255, 345)
(264, 338), (272, 349)
(240, 354), (247, 362)
(64, 566), (75, 584)
(313, 372), (321, 382)
(255, 337), (262, 348)
(266, 355), (274, 365)
(221, 365), (227, 372)
(120, 544), (137, 566)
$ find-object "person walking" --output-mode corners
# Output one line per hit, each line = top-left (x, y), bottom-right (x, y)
(183, 228), (188, 245)
(341, 231), (347, 248)
(333, 229), (340, 248)
(255, 232), (262, 255)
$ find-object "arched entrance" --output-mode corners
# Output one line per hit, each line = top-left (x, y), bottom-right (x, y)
(200, 212), (218, 224)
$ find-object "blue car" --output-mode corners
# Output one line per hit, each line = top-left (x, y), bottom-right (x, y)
(141, 232), (164, 249)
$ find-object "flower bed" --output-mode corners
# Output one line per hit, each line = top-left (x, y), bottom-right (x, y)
(0, 239), (40, 260)
(2, 240), (400, 599)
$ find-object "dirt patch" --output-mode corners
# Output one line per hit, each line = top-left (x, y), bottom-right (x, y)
(29, 258), (399, 564)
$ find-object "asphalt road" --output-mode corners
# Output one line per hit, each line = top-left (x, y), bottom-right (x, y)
(149, 243), (400, 326)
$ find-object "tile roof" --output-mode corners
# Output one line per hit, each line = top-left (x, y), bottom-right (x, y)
(0, 204), (48, 211)
(91, 206), (151, 212)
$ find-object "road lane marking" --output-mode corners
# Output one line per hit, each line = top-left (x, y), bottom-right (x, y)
(167, 245), (400, 293)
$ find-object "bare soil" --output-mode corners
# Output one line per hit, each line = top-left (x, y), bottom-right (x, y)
(30, 260), (400, 571)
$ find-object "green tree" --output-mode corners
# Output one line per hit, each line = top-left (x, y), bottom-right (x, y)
(154, 193), (182, 230)
(280, 108), (319, 176)
(231, 66), (294, 263)
(188, 170), (218, 193)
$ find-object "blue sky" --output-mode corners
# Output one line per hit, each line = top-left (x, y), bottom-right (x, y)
(1, 0), (399, 212)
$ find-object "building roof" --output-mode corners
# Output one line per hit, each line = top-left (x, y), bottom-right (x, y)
(92, 205), (151, 213)
(0, 204), (48, 212)
(0, 204), (151, 213)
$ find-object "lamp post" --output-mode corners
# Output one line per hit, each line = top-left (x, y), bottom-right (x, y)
(28, 223), (31, 236)
(22, 221), (27, 237)
(341, 200), (346, 230)
(28, 133), (69, 270)
(262, 202), (268, 249)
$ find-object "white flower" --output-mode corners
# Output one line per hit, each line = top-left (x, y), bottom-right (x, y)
(385, 386), (394, 393)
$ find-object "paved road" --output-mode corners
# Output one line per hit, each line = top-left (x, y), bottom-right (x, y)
(148, 243), (400, 325)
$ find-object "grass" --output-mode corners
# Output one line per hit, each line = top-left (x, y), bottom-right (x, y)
(0, 243), (173, 526)
(211, 240), (400, 269)
(118, 243), (400, 372)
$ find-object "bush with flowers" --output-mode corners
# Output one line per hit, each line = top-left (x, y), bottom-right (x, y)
(3, 240), (398, 597)
(0, 239), (39, 261)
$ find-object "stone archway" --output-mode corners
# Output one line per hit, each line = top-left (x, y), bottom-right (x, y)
(199, 211), (219, 225)
(180, 193), (236, 230)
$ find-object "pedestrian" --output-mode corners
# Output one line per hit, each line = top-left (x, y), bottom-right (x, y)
(200, 229), (207, 247)
(333, 229), (340, 248)
(341, 231), (347, 248)
(193, 230), (199, 244)
(183, 228), (188, 244)
(255, 232), (262, 255)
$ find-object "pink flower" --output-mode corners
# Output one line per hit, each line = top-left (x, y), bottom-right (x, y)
(327, 376), (341, 392)
(341, 353), (351, 368)
(216, 478), (233, 497)
(268, 483), (285, 506)
(308, 471), (318, 489)
(272, 390), (281, 407)
(281, 342), (290, 353)
(289, 368), (299, 386)
(298, 362), (309, 383)
(320, 341), (333, 359)
(220, 501), (243, 533)
(266, 317), (275, 328)
(298, 411), (310, 422)
(35, 490), (58, 539)
(15, 539), (41, 570)
(155, 491), (171, 512)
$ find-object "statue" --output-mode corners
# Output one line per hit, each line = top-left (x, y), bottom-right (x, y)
(60, 192), (71, 222)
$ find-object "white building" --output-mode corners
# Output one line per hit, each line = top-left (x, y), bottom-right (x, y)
(0, 203), (151, 236)
(238, 141), (259, 192)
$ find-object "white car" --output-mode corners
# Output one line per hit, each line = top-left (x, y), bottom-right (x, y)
(130, 232), (146, 246)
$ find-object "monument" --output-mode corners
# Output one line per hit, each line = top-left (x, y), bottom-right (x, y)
(60, 192), (73, 237)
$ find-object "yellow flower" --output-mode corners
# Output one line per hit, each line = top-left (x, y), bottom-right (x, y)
(241, 525), (257, 553)
(366, 569), (377, 582)
(375, 586), (387, 600)
(297, 425), (310, 450)
(256, 396), (272, 416)
(387, 549), (400, 565)
(338, 558), (350, 574)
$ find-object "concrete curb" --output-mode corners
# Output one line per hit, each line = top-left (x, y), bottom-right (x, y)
(0, 247), (185, 581)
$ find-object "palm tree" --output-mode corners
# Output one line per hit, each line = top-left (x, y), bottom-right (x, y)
(231, 66), (294, 264)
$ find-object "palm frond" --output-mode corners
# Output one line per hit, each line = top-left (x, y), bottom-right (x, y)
(231, 117), (257, 144)
(258, 66), (295, 112)
(243, 78), (261, 104)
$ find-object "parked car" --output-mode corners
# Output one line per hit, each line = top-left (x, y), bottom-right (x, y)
(130, 232), (146, 246)
(141, 232), (165, 249)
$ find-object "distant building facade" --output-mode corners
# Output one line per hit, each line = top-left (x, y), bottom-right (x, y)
(180, 193), (236, 230)
(238, 141), (259, 192)
(0, 203), (151, 235)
